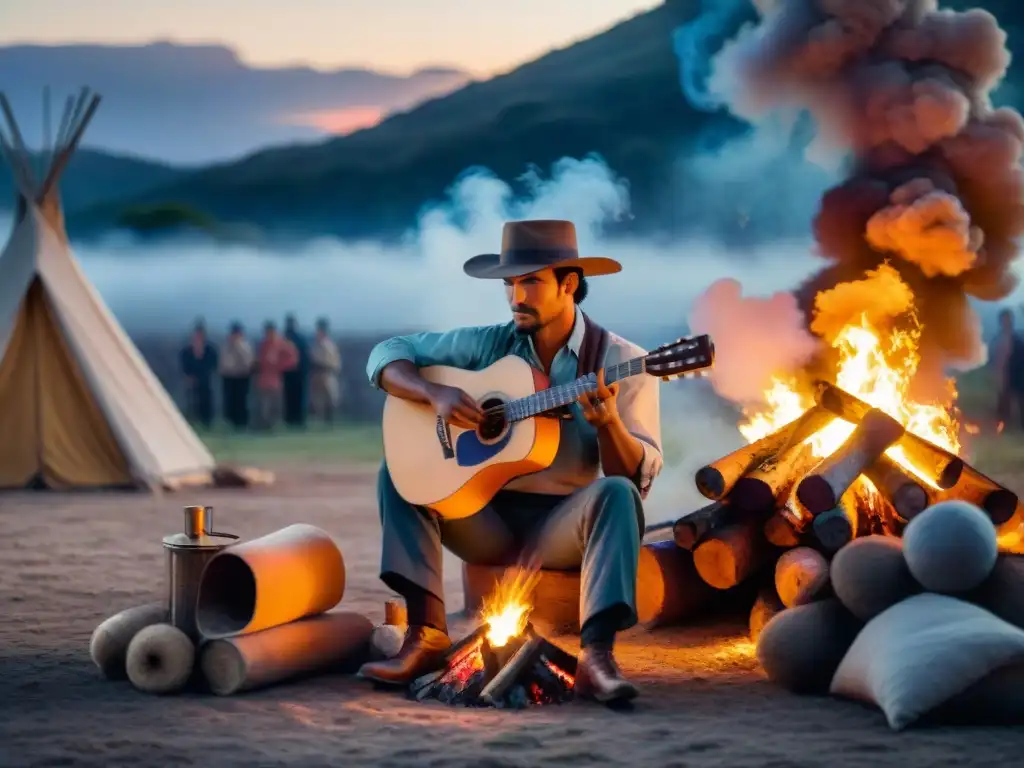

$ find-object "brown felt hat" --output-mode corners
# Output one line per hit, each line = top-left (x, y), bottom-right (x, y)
(463, 219), (622, 279)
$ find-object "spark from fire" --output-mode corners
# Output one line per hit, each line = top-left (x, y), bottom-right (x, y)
(480, 567), (540, 648)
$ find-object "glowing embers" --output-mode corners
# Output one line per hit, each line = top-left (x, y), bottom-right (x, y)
(409, 622), (577, 708)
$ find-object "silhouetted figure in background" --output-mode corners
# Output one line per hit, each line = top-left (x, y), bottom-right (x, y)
(219, 321), (254, 429)
(310, 318), (343, 423)
(283, 314), (309, 427)
(256, 321), (299, 429)
(1005, 313), (1024, 430)
(180, 321), (218, 428)
(994, 309), (1018, 425)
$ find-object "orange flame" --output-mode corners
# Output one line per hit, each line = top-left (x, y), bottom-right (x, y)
(739, 306), (960, 493)
(480, 567), (539, 647)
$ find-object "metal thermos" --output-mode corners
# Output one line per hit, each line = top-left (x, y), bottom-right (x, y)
(162, 505), (238, 640)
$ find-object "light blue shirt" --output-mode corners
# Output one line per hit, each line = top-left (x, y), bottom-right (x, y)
(367, 306), (662, 497)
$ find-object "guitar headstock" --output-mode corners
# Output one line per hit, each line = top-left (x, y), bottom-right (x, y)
(645, 334), (715, 381)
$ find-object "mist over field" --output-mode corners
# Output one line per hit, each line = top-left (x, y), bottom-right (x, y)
(16, 156), (828, 339)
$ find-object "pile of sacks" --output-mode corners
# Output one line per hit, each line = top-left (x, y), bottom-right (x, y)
(89, 524), (377, 696)
(756, 500), (1024, 730)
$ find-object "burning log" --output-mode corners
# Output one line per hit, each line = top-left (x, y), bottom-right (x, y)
(934, 466), (1018, 526)
(796, 408), (905, 515)
(411, 623), (576, 708)
(813, 380), (963, 490)
(731, 441), (821, 515)
(811, 490), (860, 554)
(478, 633), (545, 706)
(864, 455), (932, 522)
(692, 517), (773, 590)
(779, 486), (816, 533)
(695, 406), (834, 500)
(672, 502), (734, 551)
(462, 564), (578, 636)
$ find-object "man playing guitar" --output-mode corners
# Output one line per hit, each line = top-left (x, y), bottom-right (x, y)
(357, 219), (662, 704)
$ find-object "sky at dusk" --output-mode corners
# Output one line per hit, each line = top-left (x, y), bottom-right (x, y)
(2, 0), (663, 75)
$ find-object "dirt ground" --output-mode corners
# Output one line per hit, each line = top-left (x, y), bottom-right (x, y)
(3, 461), (1024, 768)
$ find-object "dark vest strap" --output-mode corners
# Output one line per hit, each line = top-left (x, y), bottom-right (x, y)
(576, 312), (610, 378)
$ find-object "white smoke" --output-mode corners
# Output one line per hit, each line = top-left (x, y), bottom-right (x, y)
(2, 156), (821, 339)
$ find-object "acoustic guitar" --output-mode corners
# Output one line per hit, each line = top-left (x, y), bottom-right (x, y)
(382, 334), (715, 519)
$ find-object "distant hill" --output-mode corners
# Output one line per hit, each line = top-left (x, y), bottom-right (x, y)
(0, 147), (186, 212)
(19, 1), (1024, 243)
(74, 2), (743, 241)
(0, 42), (469, 163)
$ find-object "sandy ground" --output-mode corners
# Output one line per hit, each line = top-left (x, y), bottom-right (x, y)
(3, 462), (1024, 768)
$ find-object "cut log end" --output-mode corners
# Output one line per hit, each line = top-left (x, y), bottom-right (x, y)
(692, 521), (766, 591)
(985, 489), (1018, 526)
(672, 502), (731, 551)
(694, 539), (741, 590)
(730, 476), (776, 515)
(636, 540), (712, 628)
(796, 475), (837, 516)
(764, 513), (801, 548)
(938, 458), (964, 490)
(892, 483), (930, 521)
(774, 547), (830, 608)
(812, 507), (855, 553)
(695, 466), (727, 500)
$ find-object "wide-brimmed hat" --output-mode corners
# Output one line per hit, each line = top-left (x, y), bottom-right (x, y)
(463, 219), (622, 279)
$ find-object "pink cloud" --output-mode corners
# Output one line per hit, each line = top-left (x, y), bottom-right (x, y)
(279, 106), (384, 134)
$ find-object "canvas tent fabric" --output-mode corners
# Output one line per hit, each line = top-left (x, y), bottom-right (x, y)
(0, 88), (215, 489)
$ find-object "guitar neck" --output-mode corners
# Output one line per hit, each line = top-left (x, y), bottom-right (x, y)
(505, 356), (646, 422)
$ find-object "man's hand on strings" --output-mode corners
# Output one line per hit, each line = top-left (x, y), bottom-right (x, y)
(578, 369), (620, 429)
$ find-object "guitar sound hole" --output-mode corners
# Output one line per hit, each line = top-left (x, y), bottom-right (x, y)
(478, 397), (507, 442)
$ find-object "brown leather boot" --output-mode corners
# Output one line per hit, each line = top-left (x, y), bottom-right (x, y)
(357, 625), (451, 686)
(575, 646), (638, 704)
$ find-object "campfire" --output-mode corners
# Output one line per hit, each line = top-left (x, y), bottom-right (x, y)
(411, 568), (577, 708)
(675, 308), (1020, 594)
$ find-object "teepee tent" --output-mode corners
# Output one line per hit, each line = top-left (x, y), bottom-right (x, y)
(0, 87), (215, 490)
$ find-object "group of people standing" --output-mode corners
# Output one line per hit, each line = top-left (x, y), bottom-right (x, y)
(179, 315), (343, 429)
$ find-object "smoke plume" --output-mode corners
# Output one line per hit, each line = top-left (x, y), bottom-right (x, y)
(689, 278), (819, 403)
(684, 0), (1024, 395)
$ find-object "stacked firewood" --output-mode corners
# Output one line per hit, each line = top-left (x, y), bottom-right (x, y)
(672, 380), (1021, 597)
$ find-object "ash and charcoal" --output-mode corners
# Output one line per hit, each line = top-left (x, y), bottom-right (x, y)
(409, 623), (576, 709)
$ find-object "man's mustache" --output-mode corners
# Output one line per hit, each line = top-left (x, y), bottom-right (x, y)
(511, 305), (538, 316)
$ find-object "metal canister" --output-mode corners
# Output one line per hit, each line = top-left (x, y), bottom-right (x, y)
(162, 505), (238, 640)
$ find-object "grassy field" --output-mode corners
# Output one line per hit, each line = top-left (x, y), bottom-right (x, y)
(199, 423), (384, 465)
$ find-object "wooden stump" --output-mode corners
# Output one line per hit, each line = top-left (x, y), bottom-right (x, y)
(635, 540), (713, 628)
(463, 563), (581, 635)
(462, 541), (713, 635)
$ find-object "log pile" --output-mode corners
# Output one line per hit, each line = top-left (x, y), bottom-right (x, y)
(670, 381), (1021, 628)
